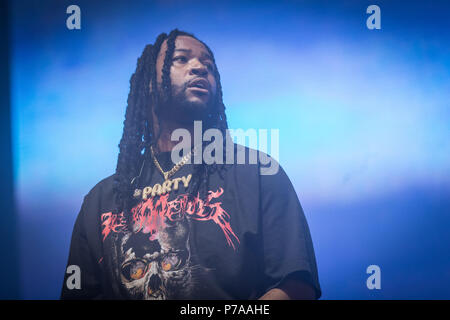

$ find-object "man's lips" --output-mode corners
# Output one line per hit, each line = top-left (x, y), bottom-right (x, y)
(187, 78), (210, 93)
(187, 87), (209, 94)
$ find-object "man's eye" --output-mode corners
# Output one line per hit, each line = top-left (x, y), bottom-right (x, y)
(173, 56), (187, 63)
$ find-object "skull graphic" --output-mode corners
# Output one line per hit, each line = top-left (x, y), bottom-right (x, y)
(118, 216), (194, 299)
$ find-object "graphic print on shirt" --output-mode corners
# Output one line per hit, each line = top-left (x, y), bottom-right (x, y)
(100, 188), (240, 299)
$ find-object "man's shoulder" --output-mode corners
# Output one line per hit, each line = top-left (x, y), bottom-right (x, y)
(229, 144), (291, 191)
(84, 173), (117, 203)
(218, 144), (285, 193)
(226, 143), (278, 166)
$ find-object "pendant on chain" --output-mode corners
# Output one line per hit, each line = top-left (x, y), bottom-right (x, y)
(133, 174), (192, 201)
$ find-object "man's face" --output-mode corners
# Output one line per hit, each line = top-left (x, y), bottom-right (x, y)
(155, 35), (217, 122)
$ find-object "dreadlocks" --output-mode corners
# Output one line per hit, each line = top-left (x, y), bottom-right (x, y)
(113, 29), (229, 224)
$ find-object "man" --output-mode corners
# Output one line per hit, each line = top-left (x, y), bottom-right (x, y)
(61, 29), (321, 300)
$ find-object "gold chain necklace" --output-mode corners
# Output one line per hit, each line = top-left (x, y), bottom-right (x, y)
(132, 146), (197, 200)
(150, 145), (196, 182)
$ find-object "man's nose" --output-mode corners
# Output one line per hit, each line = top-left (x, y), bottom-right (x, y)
(189, 60), (208, 76)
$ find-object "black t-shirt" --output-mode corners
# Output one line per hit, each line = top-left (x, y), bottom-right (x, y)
(61, 146), (321, 299)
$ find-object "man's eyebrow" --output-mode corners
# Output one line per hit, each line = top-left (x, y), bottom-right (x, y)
(174, 48), (191, 53)
(200, 52), (213, 60)
(174, 48), (213, 60)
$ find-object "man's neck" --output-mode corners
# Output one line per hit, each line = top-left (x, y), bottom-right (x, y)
(155, 119), (195, 153)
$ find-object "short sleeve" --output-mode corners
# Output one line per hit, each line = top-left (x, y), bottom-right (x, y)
(260, 162), (321, 299)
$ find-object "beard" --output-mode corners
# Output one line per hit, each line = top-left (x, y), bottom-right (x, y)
(157, 82), (214, 125)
